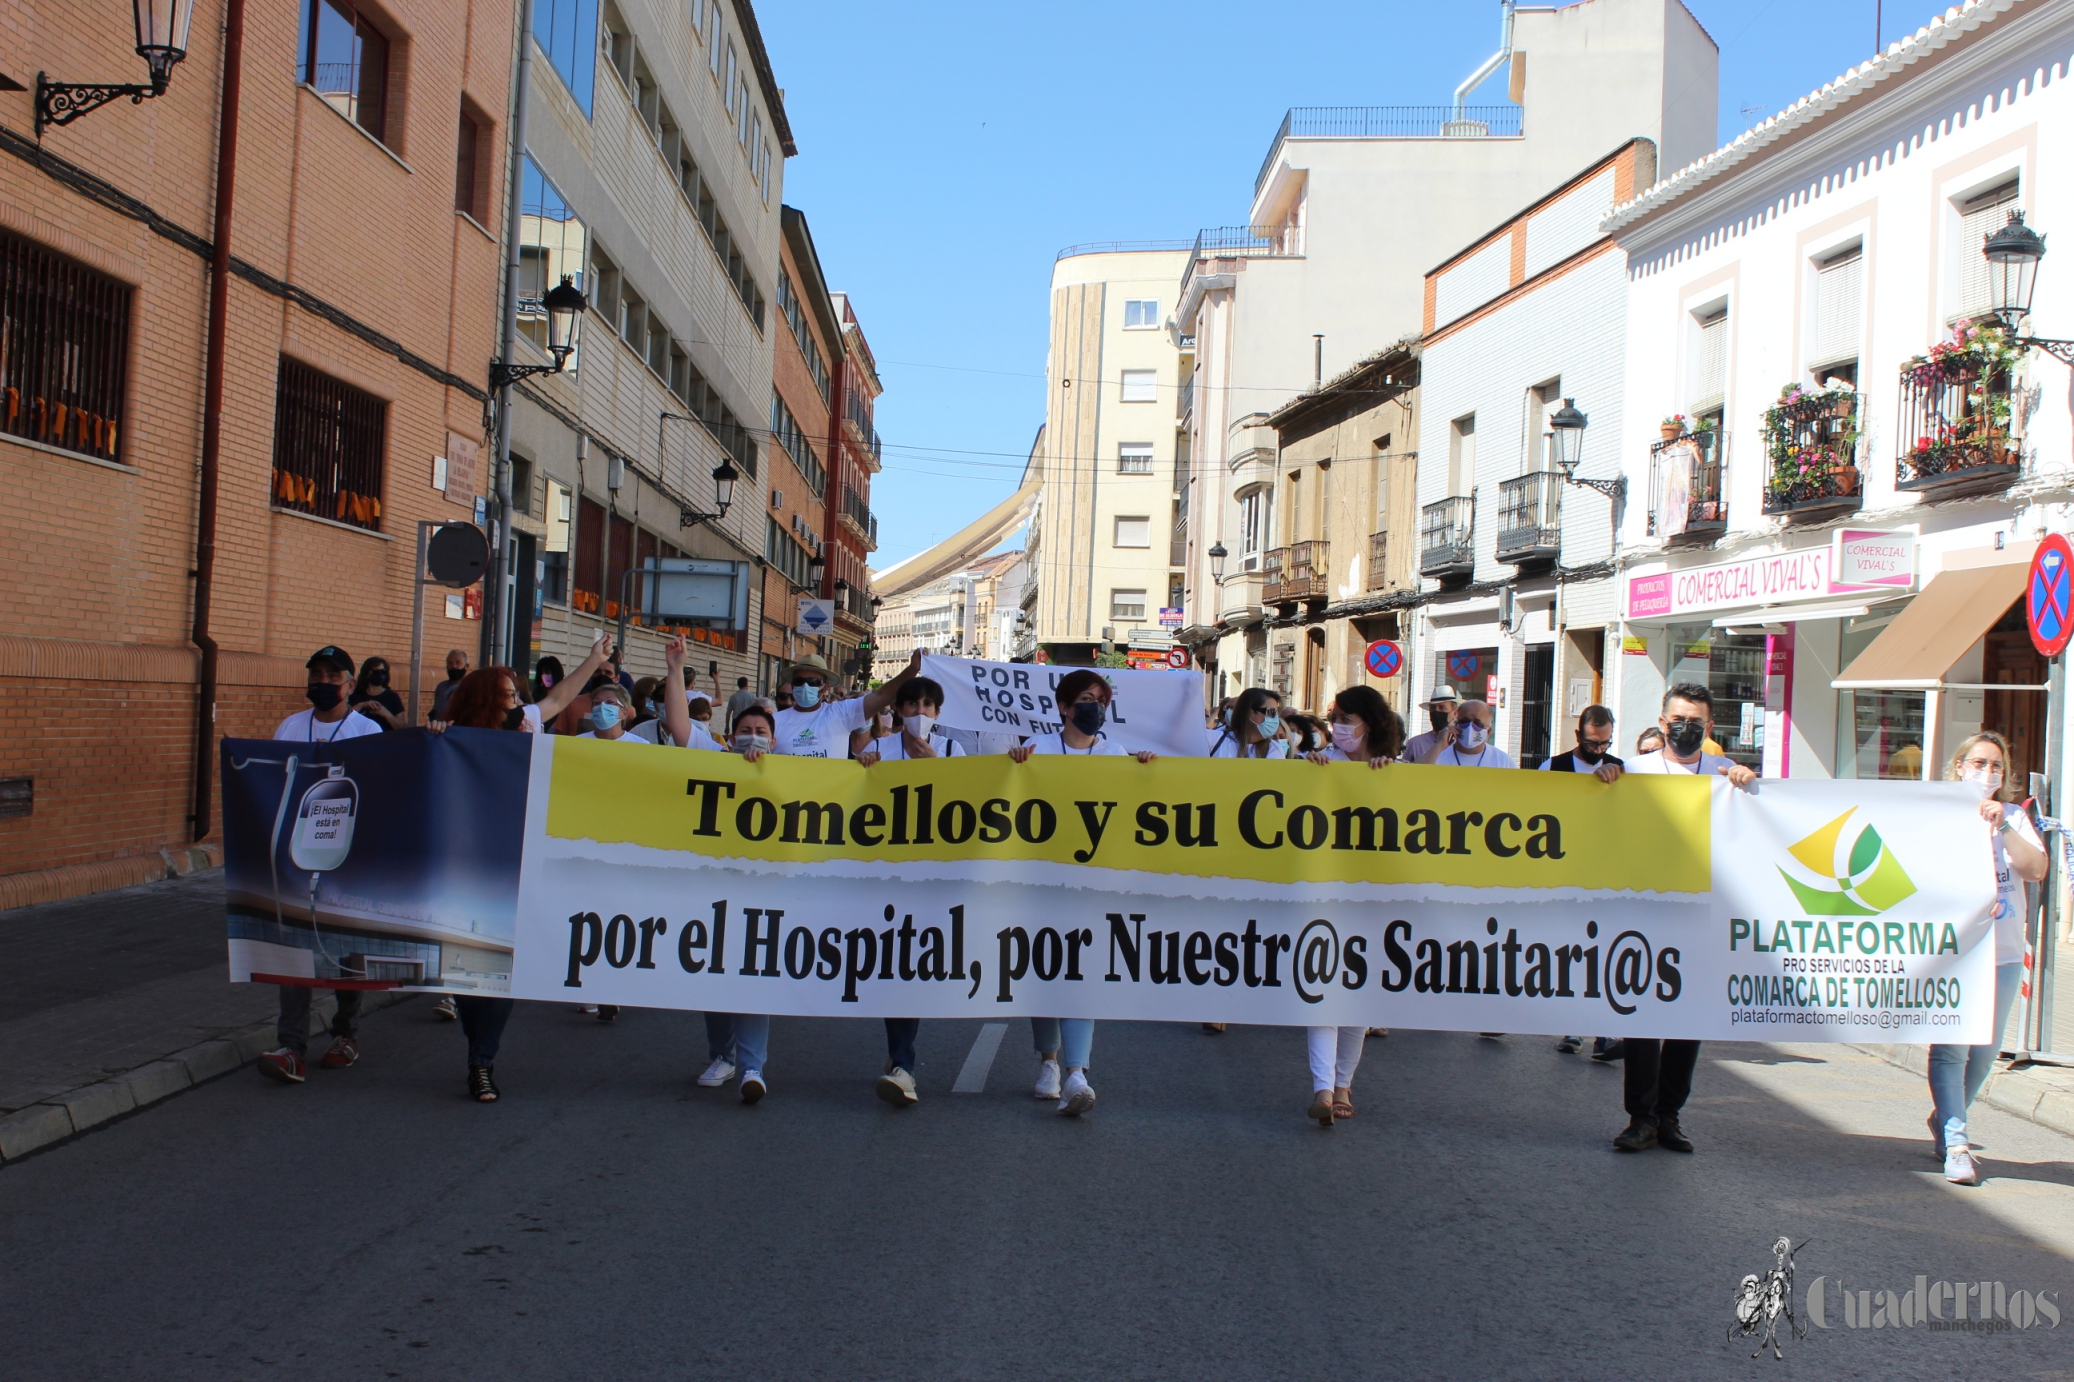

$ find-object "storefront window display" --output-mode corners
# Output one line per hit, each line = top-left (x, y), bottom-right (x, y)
(1835, 616), (1926, 780)
(1665, 625), (1766, 771)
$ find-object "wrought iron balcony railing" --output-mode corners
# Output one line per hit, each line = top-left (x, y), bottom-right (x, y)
(1494, 471), (1562, 565)
(1419, 495), (1475, 580)
(1648, 428), (1728, 543)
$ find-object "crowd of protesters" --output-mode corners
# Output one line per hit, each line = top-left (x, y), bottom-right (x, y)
(256, 638), (2029, 1185)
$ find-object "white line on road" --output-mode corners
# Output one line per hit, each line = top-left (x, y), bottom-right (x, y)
(952, 1022), (1009, 1093)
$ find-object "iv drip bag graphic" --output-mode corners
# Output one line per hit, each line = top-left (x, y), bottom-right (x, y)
(291, 766), (359, 873)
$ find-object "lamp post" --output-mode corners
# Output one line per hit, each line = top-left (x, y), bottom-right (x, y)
(37, 0), (195, 135)
(1982, 211), (2074, 366)
(1207, 541), (1229, 582)
(489, 276), (586, 388)
(1548, 398), (1625, 503)
(673, 458), (738, 528)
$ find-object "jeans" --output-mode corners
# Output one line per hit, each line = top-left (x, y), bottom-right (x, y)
(1031, 1018), (1094, 1070)
(1306, 1026), (1364, 1091)
(704, 1014), (770, 1072)
(457, 997), (513, 1067)
(1929, 961), (2023, 1150)
(275, 985), (362, 1058)
(1622, 1039), (1700, 1122)
(884, 1018), (920, 1073)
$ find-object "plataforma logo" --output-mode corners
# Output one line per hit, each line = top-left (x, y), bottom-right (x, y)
(1776, 809), (1917, 917)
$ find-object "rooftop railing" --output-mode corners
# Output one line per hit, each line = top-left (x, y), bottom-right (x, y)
(1255, 105), (1524, 196)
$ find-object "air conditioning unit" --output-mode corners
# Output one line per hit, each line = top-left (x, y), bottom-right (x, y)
(770, 488), (783, 510)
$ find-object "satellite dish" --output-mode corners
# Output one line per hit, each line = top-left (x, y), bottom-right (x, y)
(427, 523), (489, 588)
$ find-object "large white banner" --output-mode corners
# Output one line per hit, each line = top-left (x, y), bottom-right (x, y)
(506, 741), (1999, 1042)
(920, 654), (1207, 759)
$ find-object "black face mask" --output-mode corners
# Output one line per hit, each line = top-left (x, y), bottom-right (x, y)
(503, 707), (527, 731)
(1573, 744), (1603, 765)
(1430, 708), (1452, 732)
(446, 667), (466, 683)
(1069, 701), (1106, 735)
(1665, 720), (1707, 757)
(306, 682), (343, 711)
(368, 670), (389, 688)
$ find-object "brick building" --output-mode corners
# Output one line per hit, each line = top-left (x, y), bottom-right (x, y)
(824, 291), (880, 685)
(0, 0), (512, 899)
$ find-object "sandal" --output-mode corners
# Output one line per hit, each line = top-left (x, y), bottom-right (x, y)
(1308, 1094), (1335, 1128)
(1333, 1094), (1354, 1120)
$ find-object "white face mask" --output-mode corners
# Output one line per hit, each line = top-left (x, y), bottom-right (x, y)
(905, 714), (936, 740)
(733, 733), (772, 754)
(1455, 722), (1487, 751)
(1330, 722), (1364, 754)
(1962, 766), (2004, 797)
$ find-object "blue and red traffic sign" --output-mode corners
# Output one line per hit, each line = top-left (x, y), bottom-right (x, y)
(1364, 640), (1403, 679)
(1447, 650), (1480, 682)
(2029, 533), (2074, 659)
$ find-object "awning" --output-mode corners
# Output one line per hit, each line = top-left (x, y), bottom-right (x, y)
(1831, 563), (2027, 689)
(1711, 595), (1908, 631)
(868, 481), (1038, 600)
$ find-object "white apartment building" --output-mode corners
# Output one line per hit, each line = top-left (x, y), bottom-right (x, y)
(870, 551), (1025, 679)
(501, 0), (788, 690)
(1603, 0), (2074, 797)
(1033, 248), (1191, 664)
(1176, 0), (1719, 706)
(1408, 140), (1656, 764)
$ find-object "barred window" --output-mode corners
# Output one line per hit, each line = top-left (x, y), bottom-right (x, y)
(271, 357), (387, 531)
(0, 230), (131, 464)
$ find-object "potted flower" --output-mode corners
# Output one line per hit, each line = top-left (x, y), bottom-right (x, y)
(1660, 414), (1688, 442)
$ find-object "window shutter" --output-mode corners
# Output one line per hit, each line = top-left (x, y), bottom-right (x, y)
(1692, 312), (1728, 414)
(1811, 248), (1863, 370)
(1953, 182), (2019, 321)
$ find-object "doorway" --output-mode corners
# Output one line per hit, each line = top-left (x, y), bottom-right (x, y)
(1983, 600), (2045, 789)
(1520, 643), (1555, 768)
(1304, 627), (1326, 712)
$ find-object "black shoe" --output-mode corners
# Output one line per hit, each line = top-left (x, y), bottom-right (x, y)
(1556, 1036), (1583, 1054)
(1656, 1117), (1693, 1153)
(1613, 1117), (1657, 1152)
(1592, 1039), (1626, 1062)
(469, 1065), (500, 1103)
(596, 1005), (619, 1022)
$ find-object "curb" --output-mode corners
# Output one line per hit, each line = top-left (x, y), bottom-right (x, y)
(1848, 1041), (2074, 1141)
(0, 989), (414, 1164)
(0, 847), (223, 914)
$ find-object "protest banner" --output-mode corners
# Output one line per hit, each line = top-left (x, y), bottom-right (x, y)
(920, 654), (1207, 759)
(221, 733), (1999, 1041)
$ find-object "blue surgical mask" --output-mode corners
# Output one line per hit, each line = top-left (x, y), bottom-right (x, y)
(793, 683), (822, 710)
(1258, 714), (1282, 738)
(1069, 701), (1106, 735)
(592, 702), (623, 730)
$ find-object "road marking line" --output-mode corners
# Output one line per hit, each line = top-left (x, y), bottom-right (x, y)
(952, 1022), (1009, 1093)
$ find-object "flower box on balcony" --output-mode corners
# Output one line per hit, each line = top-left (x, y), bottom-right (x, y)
(1894, 323), (2025, 498)
(1762, 384), (1862, 521)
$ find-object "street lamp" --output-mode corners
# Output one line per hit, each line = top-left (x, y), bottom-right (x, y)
(1548, 398), (1625, 502)
(669, 456), (738, 529)
(808, 551), (827, 589)
(37, 0), (195, 135)
(1981, 210), (2074, 365)
(491, 276), (587, 387)
(1207, 541), (1228, 581)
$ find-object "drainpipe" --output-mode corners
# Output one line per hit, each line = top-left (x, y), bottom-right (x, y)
(1452, 1), (1515, 121)
(190, 0), (246, 842)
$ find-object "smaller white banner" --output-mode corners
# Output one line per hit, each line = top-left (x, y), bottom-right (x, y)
(921, 654), (1207, 758)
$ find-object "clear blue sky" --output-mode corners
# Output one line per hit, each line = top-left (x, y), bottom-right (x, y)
(755, 0), (1950, 567)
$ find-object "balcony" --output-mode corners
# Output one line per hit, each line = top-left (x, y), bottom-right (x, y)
(1217, 572), (1265, 624)
(1366, 530), (1389, 592)
(1262, 540), (1330, 607)
(1254, 105), (1524, 197)
(839, 487), (879, 551)
(1178, 224), (1301, 301)
(1761, 387), (1863, 521)
(1419, 495), (1475, 581)
(1648, 428), (1727, 545)
(1494, 471), (1562, 566)
(1178, 373), (1195, 425)
(1894, 331), (2024, 499)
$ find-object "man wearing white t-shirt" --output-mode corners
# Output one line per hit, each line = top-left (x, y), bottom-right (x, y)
(1596, 682), (1756, 1156)
(257, 645), (385, 1088)
(768, 650), (921, 760)
(1416, 698), (1516, 769)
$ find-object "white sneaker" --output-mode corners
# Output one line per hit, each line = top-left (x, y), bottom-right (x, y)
(740, 1071), (766, 1105)
(1034, 1058), (1062, 1100)
(697, 1058), (737, 1087)
(433, 996), (458, 1022)
(1058, 1069), (1096, 1117)
(877, 1065), (919, 1106)
(1944, 1144), (1982, 1186)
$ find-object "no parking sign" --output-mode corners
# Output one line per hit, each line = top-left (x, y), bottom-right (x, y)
(1364, 640), (1402, 679)
(2029, 534), (2074, 659)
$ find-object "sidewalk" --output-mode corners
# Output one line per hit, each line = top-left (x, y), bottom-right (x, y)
(1851, 1040), (2074, 1140)
(0, 870), (408, 1162)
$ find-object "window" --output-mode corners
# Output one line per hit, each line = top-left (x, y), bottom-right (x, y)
(770, 390), (825, 494)
(1690, 308), (1728, 414)
(518, 159), (588, 364)
(1952, 180), (2020, 323)
(271, 356), (387, 532)
(761, 139), (774, 201)
(1810, 244), (1863, 383)
(1448, 415), (1476, 494)
(1114, 516), (1151, 548)
(1239, 488), (1273, 570)
(532, 0), (598, 116)
(454, 106), (489, 221)
(724, 43), (738, 120)
(708, 4), (722, 74)
(1374, 434), (1391, 526)
(672, 143), (764, 328)
(299, 0), (390, 144)
(509, 455), (535, 517)
(1118, 443), (1153, 474)
(1123, 299), (1159, 329)
(749, 112), (762, 165)
(600, 4), (634, 93)
(766, 516), (814, 588)
(1111, 590), (1147, 622)
(1120, 369), (1157, 403)
(1528, 381), (1561, 472)
(777, 273), (830, 399)
(0, 230), (131, 464)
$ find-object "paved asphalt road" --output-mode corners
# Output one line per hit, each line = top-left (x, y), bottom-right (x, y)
(3, 999), (2072, 1380)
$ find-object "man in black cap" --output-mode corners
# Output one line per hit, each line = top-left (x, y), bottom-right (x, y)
(257, 646), (384, 1086)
